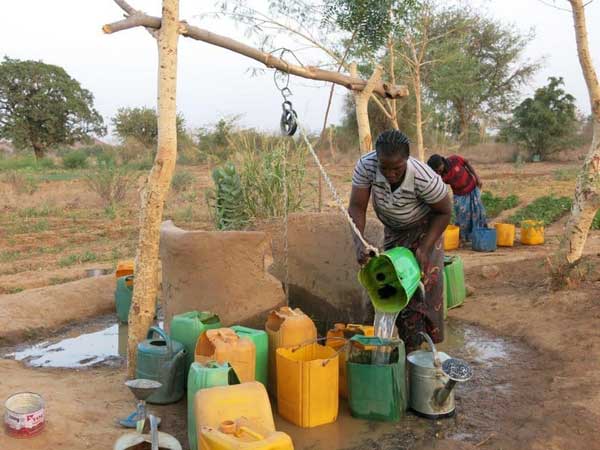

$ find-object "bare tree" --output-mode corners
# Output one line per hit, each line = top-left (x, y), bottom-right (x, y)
(103, 0), (407, 376)
(561, 0), (600, 264)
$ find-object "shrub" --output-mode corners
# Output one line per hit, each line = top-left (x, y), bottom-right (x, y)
(3, 171), (39, 195)
(481, 192), (520, 218)
(85, 162), (136, 207)
(171, 170), (195, 192)
(207, 163), (249, 230)
(508, 195), (572, 226)
(592, 210), (600, 230)
(0, 155), (54, 171)
(62, 150), (88, 169)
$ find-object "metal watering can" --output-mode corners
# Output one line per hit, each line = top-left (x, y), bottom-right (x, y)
(358, 247), (423, 313)
(407, 332), (473, 419)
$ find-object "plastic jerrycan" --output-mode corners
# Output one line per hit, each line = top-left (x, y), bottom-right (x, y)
(195, 328), (256, 383)
(265, 307), (317, 393)
(115, 275), (134, 324)
(444, 256), (466, 310)
(135, 326), (187, 404)
(346, 335), (407, 421)
(171, 311), (222, 375)
(188, 362), (240, 450)
(326, 324), (374, 398)
(231, 325), (268, 387)
(358, 247), (421, 313)
(199, 417), (293, 450)
(115, 259), (134, 279)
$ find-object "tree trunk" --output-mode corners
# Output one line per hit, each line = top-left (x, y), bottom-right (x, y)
(413, 69), (425, 162)
(458, 107), (470, 146)
(127, 0), (180, 378)
(351, 63), (382, 153)
(387, 36), (399, 130)
(562, 0), (600, 264)
(32, 143), (45, 160)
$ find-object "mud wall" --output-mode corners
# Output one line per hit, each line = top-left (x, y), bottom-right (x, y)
(159, 221), (286, 329)
(257, 213), (384, 330)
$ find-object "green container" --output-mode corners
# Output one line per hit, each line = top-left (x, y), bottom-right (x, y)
(358, 247), (421, 313)
(443, 271), (448, 320)
(444, 256), (466, 309)
(346, 336), (407, 421)
(136, 326), (186, 405)
(231, 325), (268, 387)
(170, 311), (221, 377)
(187, 361), (240, 450)
(115, 275), (134, 324)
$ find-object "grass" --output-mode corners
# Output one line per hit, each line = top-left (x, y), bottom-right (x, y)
(11, 219), (50, 234)
(171, 170), (195, 192)
(58, 251), (98, 267)
(18, 204), (58, 218)
(481, 192), (520, 218)
(0, 155), (55, 171)
(0, 250), (21, 263)
(552, 168), (579, 181)
(508, 195), (573, 226)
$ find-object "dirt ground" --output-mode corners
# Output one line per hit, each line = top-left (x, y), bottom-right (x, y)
(1, 154), (599, 449)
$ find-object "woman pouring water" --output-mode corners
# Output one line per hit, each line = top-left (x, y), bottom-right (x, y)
(348, 130), (452, 352)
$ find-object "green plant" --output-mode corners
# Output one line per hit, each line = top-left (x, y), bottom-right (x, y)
(592, 210), (600, 230)
(59, 251), (97, 267)
(0, 250), (21, 263)
(552, 168), (578, 181)
(171, 170), (195, 192)
(59, 254), (78, 267)
(481, 192), (520, 218)
(207, 163), (249, 230)
(172, 205), (194, 222)
(85, 162), (136, 207)
(18, 204), (57, 218)
(508, 195), (573, 226)
(3, 171), (39, 195)
(62, 150), (88, 169)
(0, 155), (55, 171)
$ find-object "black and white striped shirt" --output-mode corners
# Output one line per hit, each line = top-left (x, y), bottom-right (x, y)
(352, 151), (448, 229)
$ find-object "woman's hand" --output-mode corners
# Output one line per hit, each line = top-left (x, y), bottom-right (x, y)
(415, 245), (431, 275)
(356, 245), (372, 266)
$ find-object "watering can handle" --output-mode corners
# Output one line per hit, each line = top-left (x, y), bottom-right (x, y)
(418, 331), (441, 368)
(147, 326), (173, 354)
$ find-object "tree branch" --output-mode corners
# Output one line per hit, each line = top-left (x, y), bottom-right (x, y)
(103, 7), (408, 99)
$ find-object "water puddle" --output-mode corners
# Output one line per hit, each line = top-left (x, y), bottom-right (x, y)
(2, 317), (164, 369)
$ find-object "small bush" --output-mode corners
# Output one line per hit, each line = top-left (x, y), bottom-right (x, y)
(3, 171), (39, 195)
(481, 192), (520, 218)
(592, 210), (600, 230)
(171, 171), (195, 192)
(508, 195), (572, 226)
(62, 150), (88, 169)
(85, 162), (136, 207)
(207, 163), (249, 230)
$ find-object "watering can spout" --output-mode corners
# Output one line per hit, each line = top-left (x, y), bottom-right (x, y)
(435, 380), (457, 405)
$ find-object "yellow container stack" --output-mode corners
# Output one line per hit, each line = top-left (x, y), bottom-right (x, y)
(276, 343), (339, 428)
(326, 324), (374, 398)
(115, 260), (135, 279)
(443, 225), (460, 251)
(265, 307), (317, 393)
(494, 223), (516, 247)
(195, 328), (256, 383)
(520, 220), (545, 245)
(194, 382), (293, 450)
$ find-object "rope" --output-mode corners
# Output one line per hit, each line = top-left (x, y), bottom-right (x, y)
(296, 124), (379, 257)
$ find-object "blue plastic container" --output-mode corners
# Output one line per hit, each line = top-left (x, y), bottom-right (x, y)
(472, 228), (497, 252)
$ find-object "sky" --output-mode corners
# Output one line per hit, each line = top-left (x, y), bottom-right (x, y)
(1, 0), (599, 140)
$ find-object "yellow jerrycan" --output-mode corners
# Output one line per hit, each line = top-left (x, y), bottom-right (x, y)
(199, 417), (293, 450)
(196, 328), (256, 383)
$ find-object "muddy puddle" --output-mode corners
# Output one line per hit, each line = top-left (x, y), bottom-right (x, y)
(1, 317), (164, 369)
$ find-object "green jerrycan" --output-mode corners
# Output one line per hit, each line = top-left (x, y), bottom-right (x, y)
(187, 361), (240, 450)
(115, 275), (134, 324)
(346, 335), (407, 422)
(170, 311), (221, 376)
(231, 325), (268, 387)
(135, 326), (186, 405)
(444, 256), (466, 310)
(358, 247), (421, 313)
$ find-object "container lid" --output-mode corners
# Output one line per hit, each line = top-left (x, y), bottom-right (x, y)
(407, 349), (450, 368)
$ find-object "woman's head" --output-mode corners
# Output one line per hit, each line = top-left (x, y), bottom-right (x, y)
(375, 130), (410, 184)
(427, 154), (447, 176)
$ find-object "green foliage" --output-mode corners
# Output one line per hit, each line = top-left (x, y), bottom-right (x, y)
(0, 57), (106, 158)
(208, 163), (249, 230)
(171, 170), (195, 193)
(499, 77), (579, 159)
(207, 136), (306, 230)
(62, 150), (88, 169)
(111, 106), (186, 148)
(85, 161), (136, 208)
(197, 115), (241, 162)
(426, 7), (538, 143)
(552, 167), (578, 181)
(592, 210), (600, 230)
(58, 251), (97, 267)
(508, 195), (572, 226)
(481, 192), (519, 218)
(0, 155), (55, 171)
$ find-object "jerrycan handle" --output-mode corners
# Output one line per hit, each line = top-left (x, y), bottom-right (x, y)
(418, 331), (441, 368)
(147, 326), (173, 355)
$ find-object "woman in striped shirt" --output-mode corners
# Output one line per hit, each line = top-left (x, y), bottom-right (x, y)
(348, 130), (452, 351)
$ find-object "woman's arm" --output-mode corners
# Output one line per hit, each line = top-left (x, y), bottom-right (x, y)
(348, 185), (372, 265)
(464, 160), (482, 188)
(416, 194), (452, 271)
